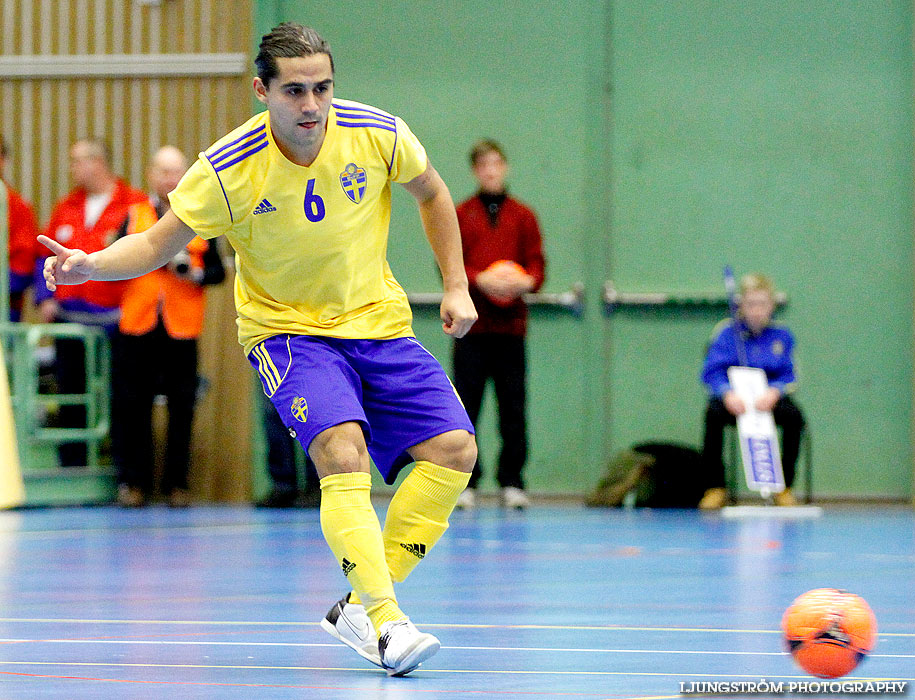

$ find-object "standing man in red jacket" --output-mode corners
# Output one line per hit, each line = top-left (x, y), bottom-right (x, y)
(1, 137), (40, 321)
(453, 140), (546, 509)
(36, 139), (149, 467)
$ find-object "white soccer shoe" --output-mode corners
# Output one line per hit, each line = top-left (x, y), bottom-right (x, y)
(502, 486), (530, 510)
(320, 595), (381, 667)
(377, 618), (441, 677)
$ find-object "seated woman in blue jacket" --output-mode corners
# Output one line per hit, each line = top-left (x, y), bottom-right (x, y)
(698, 273), (805, 509)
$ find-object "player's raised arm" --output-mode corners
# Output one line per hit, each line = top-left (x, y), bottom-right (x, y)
(39, 209), (197, 291)
(401, 163), (477, 338)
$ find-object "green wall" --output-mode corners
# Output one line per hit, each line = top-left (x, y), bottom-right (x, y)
(255, 0), (913, 499)
(607, 1), (913, 498)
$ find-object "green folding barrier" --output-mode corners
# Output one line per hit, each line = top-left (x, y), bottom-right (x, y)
(0, 322), (116, 505)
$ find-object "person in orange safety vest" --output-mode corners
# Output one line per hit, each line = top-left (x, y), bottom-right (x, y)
(112, 146), (225, 507)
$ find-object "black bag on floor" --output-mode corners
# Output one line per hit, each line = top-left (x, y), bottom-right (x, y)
(586, 442), (706, 508)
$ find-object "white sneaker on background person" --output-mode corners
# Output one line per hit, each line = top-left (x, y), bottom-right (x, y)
(501, 486), (530, 509)
(455, 487), (476, 509)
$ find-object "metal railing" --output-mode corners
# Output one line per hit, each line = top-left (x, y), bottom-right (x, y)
(0, 322), (111, 475)
(602, 281), (787, 314)
(408, 282), (586, 317)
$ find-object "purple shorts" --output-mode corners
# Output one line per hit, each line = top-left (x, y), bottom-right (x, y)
(248, 335), (474, 484)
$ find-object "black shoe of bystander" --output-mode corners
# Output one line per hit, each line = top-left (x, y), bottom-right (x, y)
(296, 485), (322, 508)
(255, 486), (298, 508)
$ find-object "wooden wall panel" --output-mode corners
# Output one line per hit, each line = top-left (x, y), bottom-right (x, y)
(1, 0), (255, 501)
(1, 0), (252, 219)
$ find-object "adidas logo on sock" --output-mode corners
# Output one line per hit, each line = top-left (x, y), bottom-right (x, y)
(341, 557), (356, 576)
(252, 198), (277, 215)
(400, 542), (426, 560)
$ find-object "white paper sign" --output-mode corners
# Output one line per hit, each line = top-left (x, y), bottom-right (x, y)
(727, 366), (786, 495)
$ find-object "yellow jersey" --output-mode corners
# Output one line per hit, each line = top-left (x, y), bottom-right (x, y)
(169, 100), (428, 353)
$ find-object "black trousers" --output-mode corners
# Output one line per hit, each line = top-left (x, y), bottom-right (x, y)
(260, 390), (319, 491)
(452, 334), (528, 489)
(701, 395), (806, 489)
(111, 325), (198, 493)
(54, 336), (94, 467)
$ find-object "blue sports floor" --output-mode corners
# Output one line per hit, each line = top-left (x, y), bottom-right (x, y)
(0, 503), (910, 698)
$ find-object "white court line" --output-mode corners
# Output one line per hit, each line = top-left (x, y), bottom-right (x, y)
(0, 618), (912, 637)
(0, 619), (798, 634)
(0, 660), (911, 682)
(0, 523), (317, 539)
(0, 639), (911, 660)
(0, 638), (784, 655)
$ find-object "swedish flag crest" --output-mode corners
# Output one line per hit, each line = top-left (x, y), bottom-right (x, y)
(290, 397), (308, 423)
(340, 162), (367, 204)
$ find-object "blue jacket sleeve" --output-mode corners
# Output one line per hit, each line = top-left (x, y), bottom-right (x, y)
(767, 330), (797, 393)
(701, 324), (738, 397)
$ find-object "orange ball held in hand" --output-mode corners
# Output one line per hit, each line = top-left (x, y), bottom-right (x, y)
(489, 259), (526, 275)
(484, 260), (527, 307)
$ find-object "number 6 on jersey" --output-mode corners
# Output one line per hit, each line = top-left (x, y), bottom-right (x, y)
(304, 178), (326, 222)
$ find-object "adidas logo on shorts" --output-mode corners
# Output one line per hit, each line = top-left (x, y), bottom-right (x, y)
(341, 557), (356, 576)
(253, 198), (277, 215)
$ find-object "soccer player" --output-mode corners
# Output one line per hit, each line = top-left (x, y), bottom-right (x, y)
(40, 22), (478, 677)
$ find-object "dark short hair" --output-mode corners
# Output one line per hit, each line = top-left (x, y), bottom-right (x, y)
(255, 22), (334, 86)
(469, 139), (507, 167)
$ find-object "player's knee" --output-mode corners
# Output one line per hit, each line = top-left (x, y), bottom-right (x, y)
(310, 423), (369, 475)
(438, 430), (477, 473)
(460, 434), (478, 472)
(411, 429), (476, 472)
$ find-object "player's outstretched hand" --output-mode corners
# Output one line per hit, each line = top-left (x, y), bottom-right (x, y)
(441, 288), (477, 338)
(38, 235), (95, 291)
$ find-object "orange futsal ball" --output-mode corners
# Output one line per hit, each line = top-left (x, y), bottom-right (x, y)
(782, 588), (877, 679)
(488, 259), (527, 276)
(485, 260), (527, 307)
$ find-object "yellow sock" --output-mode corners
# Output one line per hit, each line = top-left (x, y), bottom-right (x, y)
(319, 472), (404, 631)
(382, 460), (471, 583)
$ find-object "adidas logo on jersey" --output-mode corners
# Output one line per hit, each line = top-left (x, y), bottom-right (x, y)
(341, 557), (356, 576)
(400, 542), (426, 560)
(252, 198), (277, 215)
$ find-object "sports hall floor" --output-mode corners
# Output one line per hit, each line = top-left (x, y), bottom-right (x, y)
(0, 502), (910, 699)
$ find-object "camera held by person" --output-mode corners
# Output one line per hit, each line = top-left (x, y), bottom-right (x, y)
(167, 249), (203, 283)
